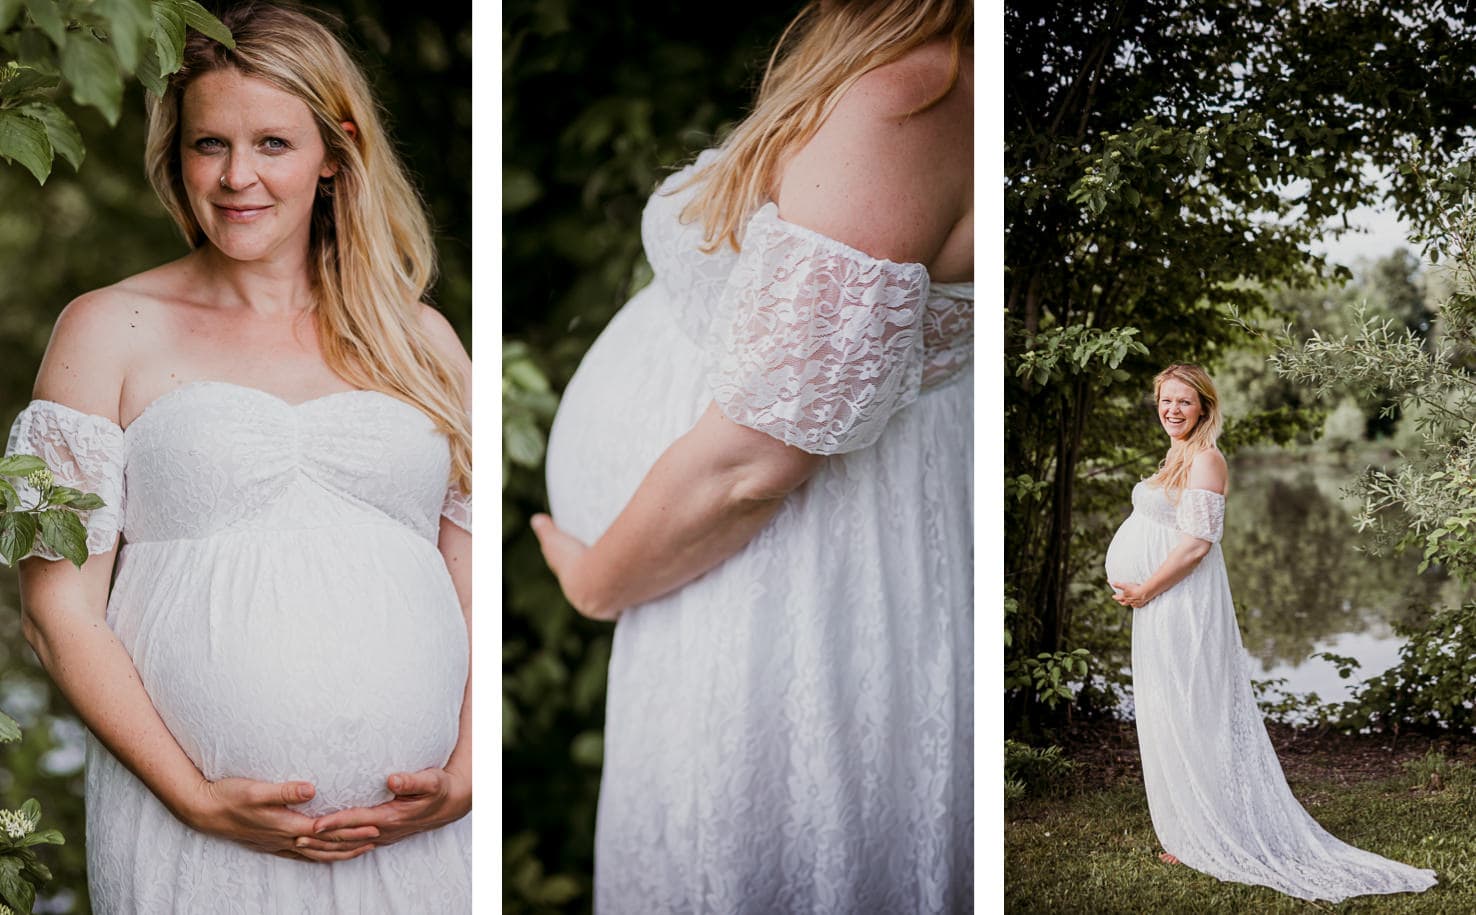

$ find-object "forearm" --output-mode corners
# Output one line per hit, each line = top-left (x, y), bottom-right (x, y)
(564, 406), (821, 619)
(22, 577), (206, 823)
(1137, 538), (1212, 602)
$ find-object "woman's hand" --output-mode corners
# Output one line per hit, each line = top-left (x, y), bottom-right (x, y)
(1110, 580), (1153, 609)
(301, 766), (471, 853)
(530, 514), (616, 621)
(182, 777), (379, 863)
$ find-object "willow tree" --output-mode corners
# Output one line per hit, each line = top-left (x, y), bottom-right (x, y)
(1005, 0), (1476, 691)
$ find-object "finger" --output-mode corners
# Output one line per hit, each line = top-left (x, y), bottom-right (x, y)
(294, 835), (377, 853)
(388, 770), (442, 796)
(293, 843), (376, 863)
(313, 825), (381, 843)
(260, 780), (315, 806)
(313, 807), (382, 835)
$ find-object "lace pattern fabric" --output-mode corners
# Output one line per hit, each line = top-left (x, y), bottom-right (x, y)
(1105, 481), (1437, 902)
(705, 203), (929, 455)
(6, 401), (126, 560)
(441, 484), (472, 533)
(4, 384), (473, 912)
(1174, 488), (1225, 543)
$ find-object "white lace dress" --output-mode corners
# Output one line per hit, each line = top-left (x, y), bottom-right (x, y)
(545, 150), (973, 913)
(1105, 480), (1437, 902)
(6, 383), (472, 914)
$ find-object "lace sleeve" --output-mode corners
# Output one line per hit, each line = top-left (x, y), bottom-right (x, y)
(704, 203), (930, 455)
(441, 483), (471, 534)
(1175, 489), (1225, 543)
(5, 400), (127, 560)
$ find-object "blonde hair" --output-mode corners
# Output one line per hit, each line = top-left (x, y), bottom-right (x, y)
(1148, 364), (1223, 493)
(144, 1), (470, 493)
(682, 0), (972, 252)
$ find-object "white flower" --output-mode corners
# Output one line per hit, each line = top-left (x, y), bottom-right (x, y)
(0, 807), (38, 839)
(25, 467), (54, 490)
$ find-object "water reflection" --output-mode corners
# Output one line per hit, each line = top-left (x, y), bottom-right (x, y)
(1226, 455), (1471, 701)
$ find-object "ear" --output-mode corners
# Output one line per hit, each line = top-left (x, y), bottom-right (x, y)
(320, 120), (359, 179)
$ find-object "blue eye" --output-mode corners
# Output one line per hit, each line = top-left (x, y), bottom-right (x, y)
(262, 137), (290, 151)
(194, 137), (224, 151)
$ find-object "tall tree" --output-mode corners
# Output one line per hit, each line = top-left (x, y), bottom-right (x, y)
(1005, 0), (1476, 699)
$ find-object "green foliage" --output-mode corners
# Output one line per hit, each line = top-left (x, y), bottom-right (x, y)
(0, 457), (103, 568)
(1007, 0), (1476, 732)
(1003, 740), (1077, 801)
(0, 0), (231, 183)
(1332, 603), (1476, 737)
(1006, 648), (1092, 711)
(0, 717), (64, 915)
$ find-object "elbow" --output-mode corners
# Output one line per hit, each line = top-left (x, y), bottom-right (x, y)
(726, 449), (824, 505)
(1186, 540), (1213, 564)
(19, 609), (54, 670)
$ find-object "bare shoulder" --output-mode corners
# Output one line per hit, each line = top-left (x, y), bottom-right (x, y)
(776, 39), (972, 267)
(417, 304), (469, 365)
(1187, 448), (1229, 495)
(34, 282), (166, 420)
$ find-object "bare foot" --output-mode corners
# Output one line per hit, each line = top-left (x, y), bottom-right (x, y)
(1159, 852), (1180, 865)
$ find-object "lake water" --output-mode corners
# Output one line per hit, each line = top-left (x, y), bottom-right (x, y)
(1224, 453), (1470, 710)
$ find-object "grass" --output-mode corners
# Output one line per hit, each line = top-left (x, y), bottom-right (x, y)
(1006, 746), (1476, 914)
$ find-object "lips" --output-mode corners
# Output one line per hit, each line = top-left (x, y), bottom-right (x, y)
(215, 203), (273, 222)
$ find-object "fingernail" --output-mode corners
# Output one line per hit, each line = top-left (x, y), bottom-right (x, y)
(296, 837), (309, 848)
(389, 776), (402, 791)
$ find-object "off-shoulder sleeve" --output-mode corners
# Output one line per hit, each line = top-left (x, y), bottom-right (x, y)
(5, 401), (126, 560)
(1175, 489), (1225, 543)
(441, 483), (471, 534)
(704, 203), (930, 455)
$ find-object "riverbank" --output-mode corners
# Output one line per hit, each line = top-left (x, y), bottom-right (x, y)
(1005, 719), (1476, 913)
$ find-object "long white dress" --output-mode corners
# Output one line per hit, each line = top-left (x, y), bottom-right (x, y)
(6, 382), (472, 914)
(545, 150), (973, 913)
(1104, 480), (1437, 902)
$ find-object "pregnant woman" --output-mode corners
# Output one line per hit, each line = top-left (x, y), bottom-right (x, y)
(8, 4), (471, 911)
(531, 0), (972, 910)
(1105, 364), (1435, 902)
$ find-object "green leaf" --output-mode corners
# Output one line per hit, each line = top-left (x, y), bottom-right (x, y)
(38, 507), (87, 568)
(18, 102), (83, 171)
(20, 858), (50, 883)
(68, 492), (106, 510)
(150, 0), (186, 75)
(0, 454), (47, 476)
(0, 0), (23, 31)
(504, 419), (545, 468)
(503, 166), (542, 213)
(0, 856), (32, 914)
(0, 62), (60, 98)
(26, 0), (66, 47)
(570, 730), (603, 767)
(0, 108), (53, 184)
(0, 479), (16, 511)
(91, 0), (153, 72)
(135, 39), (166, 96)
(0, 511), (39, 566)
(18, 799), (39, 824)
(19, 828), (64, 847)
(175, 0), (233, 47)
(62, 30), (125, 125)
(0, 709), (20, 743)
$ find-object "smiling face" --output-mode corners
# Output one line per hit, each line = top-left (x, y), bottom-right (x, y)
(178, 68), (333, 266)
(1157, 377), (1203, 442)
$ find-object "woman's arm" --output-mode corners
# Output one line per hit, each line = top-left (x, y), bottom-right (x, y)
(18, 294), (375, 862)
(534, 402), (822, 620)
(1111, 450), (1228, 608)
(534, 55), (971, 619)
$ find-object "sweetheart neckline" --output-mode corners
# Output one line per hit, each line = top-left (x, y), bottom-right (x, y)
(122, 380), (422, 436)
(20, 380), (422, 438)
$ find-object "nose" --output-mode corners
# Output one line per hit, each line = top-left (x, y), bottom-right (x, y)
(219, 152), (259, 192)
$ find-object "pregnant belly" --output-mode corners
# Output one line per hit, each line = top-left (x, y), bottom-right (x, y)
(545, 284), (709, 543)
(110, 527), (468, 816)
(1104, 515), (1155, 586)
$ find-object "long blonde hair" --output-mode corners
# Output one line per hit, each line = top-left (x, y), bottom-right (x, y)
(682, 0), (972, 252)
(144, 1), (470, 493)
(1148, 364), (1223, 493)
